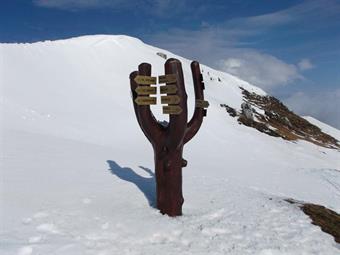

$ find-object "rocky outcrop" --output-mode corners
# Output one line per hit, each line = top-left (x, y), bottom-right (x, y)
(241, 102), (254, 121)
(286, 199), (340, 243)
(220, 88), (340, 149)
(220, 104), (237, 117)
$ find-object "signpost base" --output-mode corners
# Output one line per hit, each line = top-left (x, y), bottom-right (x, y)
(155, 147), (184, 216)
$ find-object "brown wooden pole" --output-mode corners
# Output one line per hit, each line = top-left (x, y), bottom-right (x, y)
(129, 59), (207, 217)
(155, 58), (187, 216)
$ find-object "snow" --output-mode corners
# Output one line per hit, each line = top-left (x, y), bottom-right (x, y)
(1, 35), (340, 254)
(304, 116), (340, 142)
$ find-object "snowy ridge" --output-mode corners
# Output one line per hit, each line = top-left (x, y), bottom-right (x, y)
(304, 116), (340, 141)
(1, 35), (340, 254)
(1, 34), (265, 144)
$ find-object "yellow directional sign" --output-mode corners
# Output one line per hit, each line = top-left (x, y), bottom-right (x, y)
(135, 96), (157, 105)
(159, 74), (177, 84)
(135, 86), (157, 95)
(196, 99), (209, 108)
(163, 105), (182, 115)
(161, 95), (181, 105)
(160, 85), (177, 94)
(134, 75), (157, 85)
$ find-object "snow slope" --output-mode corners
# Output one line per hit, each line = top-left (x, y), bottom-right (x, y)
(1, 35), (340, 254)
(304, 116), (340, 141)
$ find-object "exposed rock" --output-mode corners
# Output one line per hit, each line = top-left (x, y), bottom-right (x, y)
(156, 52), (167, 59)
(241, 102), (254, 121)
(286, 199), (340, 243)
(220, 87), (339, 149)
(239, 87), (339, 149)
(238, 115), (281, 138)
(283, 116), (292, 128)
(220, 104), (237, 117)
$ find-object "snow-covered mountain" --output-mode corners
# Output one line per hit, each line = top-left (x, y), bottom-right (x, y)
(1, 35), (340, 254)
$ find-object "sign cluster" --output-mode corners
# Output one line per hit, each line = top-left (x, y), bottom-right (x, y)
(134, 74), (209, 115)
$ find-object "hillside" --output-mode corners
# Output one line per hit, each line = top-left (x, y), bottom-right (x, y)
(221, 88), (339, 149)
(1, 35), (340, 254)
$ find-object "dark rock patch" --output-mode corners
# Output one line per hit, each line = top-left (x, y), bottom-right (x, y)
(220, 104), (237, 117)
(286, 199), (340, 243)
(238, 88), (339, 149)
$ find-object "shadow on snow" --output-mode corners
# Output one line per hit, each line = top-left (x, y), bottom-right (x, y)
(106, 160), (156, 208)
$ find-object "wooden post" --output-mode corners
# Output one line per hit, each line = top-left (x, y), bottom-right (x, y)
(129, 58), (207, 216)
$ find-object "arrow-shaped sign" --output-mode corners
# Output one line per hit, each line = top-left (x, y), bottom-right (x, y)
(159, 74), (177, 84)
(135, 96), (157, 105)
(134, 75), (157, 85)
(163, 105), (183, 115)
(160, 85), (177, 94)
(161, 95), (181, 105)
(135, 86), (157, 95)
(195, 99), (209, 108)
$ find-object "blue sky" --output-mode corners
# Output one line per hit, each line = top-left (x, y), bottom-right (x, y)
(1, 0), (340, 128)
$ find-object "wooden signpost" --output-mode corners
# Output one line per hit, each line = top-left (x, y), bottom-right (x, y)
(196, 99), (209, 108)
(161, 95), (181, 105)
(129, 58), (209, 217)
(134, 96), (157, 105)
(160, 85), (177, 94)
(159, 74), (177, 84)
(163, 105), (183, 115)
(135, 86), (157, 95)
(134, 75), (157, 85)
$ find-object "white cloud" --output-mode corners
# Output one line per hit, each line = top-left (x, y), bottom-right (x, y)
(150, 28), (302, 91)
(219, 51), (302, 90)
(298, 58), (314, 71)
(149, 1), (340, 91)
(33, 1), (306, 91)
(148, 0), (340, 89)
(223, 58), (241, 69)
(231, 0), (340, 33)
(284, 89), (340, 129)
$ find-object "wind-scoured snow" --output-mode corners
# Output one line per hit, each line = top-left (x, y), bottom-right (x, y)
(1, 35), (340, 254)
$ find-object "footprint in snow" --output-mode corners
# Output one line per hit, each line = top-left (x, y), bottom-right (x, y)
(22, 218), (33, 225)
(17, 246), (33, 255)
(33, 211), (49, 219)
(28, 236), (43, 244)
(231, 234), (243, 240)
(82, 198), (92, 204)
(204, 208), (225, 220)
(201, 227), (230, 236)
(101, 222), (109, 230)
(36, 223), (61, 234)
(22, 211), (49, 225)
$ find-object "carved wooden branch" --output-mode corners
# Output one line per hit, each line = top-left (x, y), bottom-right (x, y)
(130, 64), (164, 145)
(165, 58), (188, 151)
(184, 61), (206, 144)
